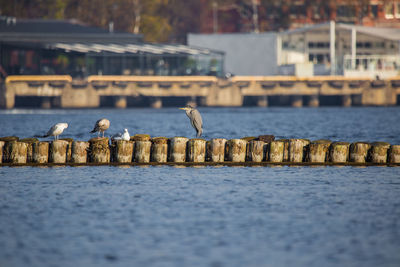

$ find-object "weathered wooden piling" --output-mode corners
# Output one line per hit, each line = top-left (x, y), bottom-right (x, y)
(280, 139), (290, 162)
(0, 141), (4, 164)
(187, 139), (206, 162)
(308, 140), (331, 163)
(329, 142), (350, 163)
(227, 139), (247, 162)
(49, 140), (69, 163)
(32, 141), (49, 163)
(20, 138), (39, 162)
(269, 140), (285, 162)
(60, 138), (73, 162)
(71, 141), (89, 163)
(169, 137), (188, 163)
(209, 138), (227, 162)
(369, 142), (390, 163)
(349, 142), (371, 163)
(133, 134), (151, 163)
(151, 137), (168, 163)
(247, 140), (265, 162)
(4, 141), (28, 164)
(388, 145), (400, 163)
(112, 140), (134, 163)
(88, 137), (110, 163)
(289, 139), (310, 162)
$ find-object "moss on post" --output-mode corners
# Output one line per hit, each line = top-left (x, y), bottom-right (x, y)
(187, 138), (206, 162)
(70, 141), (89, 163)
(89, 137), (110, 163)
(289, 139), (310, 162)
(307, 140), (331, 163)
(209, 138), (227, 162)
(388, 145), (400, 163)
(113, 140), (134, 163)
(227, 139), (247, 162)
(369, 142), (390, 163)
(169, 137), (188, 163)
(151, 137), (168, 163)
(247, 140), (265, 162)
(131, 134), (151, 141)
(349, 142), (371, 163)
(32, 141), (49, 163)
(49, 140), (68, 163)
(329, 142), (350, 163)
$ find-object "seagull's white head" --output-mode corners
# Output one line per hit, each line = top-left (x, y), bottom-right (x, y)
(124, 128), (128, 132)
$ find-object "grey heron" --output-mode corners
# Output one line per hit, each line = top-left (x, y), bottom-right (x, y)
(179, 105), (203, 137)
(90, 118), (110, 137)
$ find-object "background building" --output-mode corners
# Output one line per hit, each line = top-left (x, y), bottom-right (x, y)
(0, 17), (224, 78)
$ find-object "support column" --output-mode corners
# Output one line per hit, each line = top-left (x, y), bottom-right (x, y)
(330, 20), (336, 75)
(351, 27), (356, 70)
(342, 95), (352, 107)
(257, 96), (268, 107)
(114, 96), (127, 109)
(308, 95), (319, 107)
(41, 98), (52, 109)
(150, 97), (162, 109)
(291, 95), (303, 107)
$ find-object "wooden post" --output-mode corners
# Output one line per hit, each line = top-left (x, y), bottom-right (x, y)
(388, 145), (400, 163)
(60, 138), (73, 162)
(1, 136), (19, 163)
(307, 140), (331, 163)
(132, 134), (151, 163)
(151, 137), (168, 163)
(280, 139), (290, 162)
(0, 141), (4, 164)
(4, 141), (28, 164)
(247, 140), (265, 162)
(227, 139), (247, 162)
(349, 142), (370, 163)
(32, 142), (49, 163)
(289, 139), (310, 162)
(89, 137), (110, 163)
(49, 140), (69, 163)
(209, 138), (227, 162)
(187, 139), (206, 162)
(71, 141), (89, 163)
(269, 140), (285, 162)
(169, 137), (188, 162)
(329, 142), (350, 163)
(369, 142), (390, 163)
(20, 138), (39, 162)
(113, 140), (134, 163)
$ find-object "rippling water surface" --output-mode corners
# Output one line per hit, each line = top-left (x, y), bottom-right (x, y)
(0, 107), (400, 267)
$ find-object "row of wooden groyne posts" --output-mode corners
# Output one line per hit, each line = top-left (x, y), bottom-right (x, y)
(0, 135), (399, 166)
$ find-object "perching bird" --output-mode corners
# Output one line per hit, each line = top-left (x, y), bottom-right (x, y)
(179, 105), (203, 137)
(111, 128), (130, 141)
(39, 123), (68, 140)
(90, 118), (110, 137)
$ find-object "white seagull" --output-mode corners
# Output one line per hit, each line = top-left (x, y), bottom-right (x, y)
(40, 123), (69, 140)
(112, 128), (130, 141)
(90, 118), (110, 137)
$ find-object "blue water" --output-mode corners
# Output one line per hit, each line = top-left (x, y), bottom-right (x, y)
(0, 107), (400, 267)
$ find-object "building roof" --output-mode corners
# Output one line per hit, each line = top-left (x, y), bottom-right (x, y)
(0, 17), (223, 56)
(282, 22), (400, 41)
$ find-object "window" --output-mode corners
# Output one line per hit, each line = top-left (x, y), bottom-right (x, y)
(385, 3), (394, 19)
(371, 5), (378, 18)
(396, 3), (400, 18)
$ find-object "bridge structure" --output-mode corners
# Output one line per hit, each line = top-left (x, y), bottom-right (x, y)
(1, 75), (399, 108)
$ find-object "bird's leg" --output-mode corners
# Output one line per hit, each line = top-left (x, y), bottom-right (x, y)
(102, 131), (105, 138)
(97, 132), (99, 137)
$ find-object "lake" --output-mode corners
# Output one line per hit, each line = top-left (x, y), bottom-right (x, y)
(0, 107), (399, 267)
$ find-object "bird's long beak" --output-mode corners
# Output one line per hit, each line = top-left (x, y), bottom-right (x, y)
(179, 108), (185, 110)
